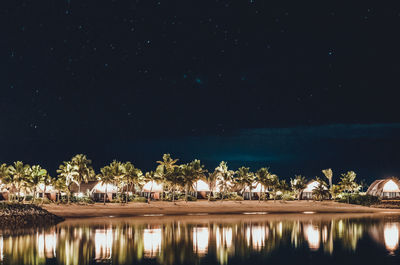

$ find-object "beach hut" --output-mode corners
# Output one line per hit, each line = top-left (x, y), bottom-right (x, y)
(142, 181), (163, 200)
(243, 183), (267, 200)
(0, 181), (8, 201)
(37, 184), (58, 201)
(300, 181), (329, 200)
(91, 181), (119, 202)
(367, 178), (400, 199)
(193, 180), (211, 199)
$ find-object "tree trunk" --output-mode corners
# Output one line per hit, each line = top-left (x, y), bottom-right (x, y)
(185, 184), (188, 203)
(172, 185), (175, 204)
(33, 188), (37, 204)
(249, 185), (252, 201)
(104, 185), (107, 205)
(148, 183), (153, 204)
(208, 191), (211, 201)
(126, 177), (129, 204)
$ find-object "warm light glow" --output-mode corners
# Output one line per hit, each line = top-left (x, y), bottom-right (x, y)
(303, 181), (319, 192)
(38, 183), (55, 192)
(193, 227), (209, 256)
(384, 223), (400, 252)
(245, 183), (266, 192)
(214, 180), (233, 192)
(143, 228), (162, 258)
(383, 180), (400, 193)
(95, 228), (113, 260)
(216, 227), (233, 249)
(142, 181), (163, 193)
(94, 182), (118, 193)
(304, 224), (320, 250)
(246, 226), (266, 250)
(194, 180), (210, 192)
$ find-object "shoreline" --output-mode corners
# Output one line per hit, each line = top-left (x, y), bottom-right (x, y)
(43, 201), (400, 219)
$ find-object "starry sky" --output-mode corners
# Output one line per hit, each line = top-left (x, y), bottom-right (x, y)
(1, 1), (400, 182)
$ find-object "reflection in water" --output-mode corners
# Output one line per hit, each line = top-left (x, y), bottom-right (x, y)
(384, 223), (400, 253)
(37, 232), (57, 258)
(95, 228), (113, 260)
(0, 235), (3, 261)
(193, 227), (209, 256)
(1, 215), (400, 265)
(246, 226), (267, 250)
(304, 224), (320, 251)
(143, 227), (162, 258)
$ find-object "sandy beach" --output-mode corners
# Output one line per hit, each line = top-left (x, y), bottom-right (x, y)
(43, 200), (400, 218)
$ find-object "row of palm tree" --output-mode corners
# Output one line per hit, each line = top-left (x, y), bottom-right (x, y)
(0, 153), (362, 203)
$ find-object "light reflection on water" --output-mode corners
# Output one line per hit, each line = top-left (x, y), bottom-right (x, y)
(1, 214), (400, 265)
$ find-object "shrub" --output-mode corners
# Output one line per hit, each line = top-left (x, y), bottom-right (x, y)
(132, 197), (147, 203)
(337, 194), (380, 206)
(187, 195), (197, 201)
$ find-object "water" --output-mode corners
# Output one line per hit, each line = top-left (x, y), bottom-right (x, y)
(1, 213), (400, 265)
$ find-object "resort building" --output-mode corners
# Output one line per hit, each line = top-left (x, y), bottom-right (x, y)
(37, 184), (58, 201)
(300, 181), (329, 200)
(367, 178), (400, 199)
(70, 181), (119, 202)
(193, 179), (211, 199)
(243, 182), (267, 200)
(142, 181), (163, 200)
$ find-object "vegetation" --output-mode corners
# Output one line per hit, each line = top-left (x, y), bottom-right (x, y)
(0, 153), (381, 205)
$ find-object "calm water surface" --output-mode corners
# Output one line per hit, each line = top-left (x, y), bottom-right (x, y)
(1, 213), (400, 265)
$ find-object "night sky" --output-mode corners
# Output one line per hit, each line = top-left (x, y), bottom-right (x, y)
(1, 1), (400, 183)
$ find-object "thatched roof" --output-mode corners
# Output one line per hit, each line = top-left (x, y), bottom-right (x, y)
(366, 177), (400, 197)
(70, 180), (99, 193)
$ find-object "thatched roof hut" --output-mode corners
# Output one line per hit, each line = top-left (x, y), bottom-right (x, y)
(366, 178), (400, 199)
(300, 180), (329, 200)
(142, 181), (163, 193)
(70, 180), (99, 194)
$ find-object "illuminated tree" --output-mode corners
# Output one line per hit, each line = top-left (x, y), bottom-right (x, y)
(290, 175), (307, 200)
(57, 161), (79, 204)
(8, 161), (31, 202)
(215, 161), (235, 201)
(322, 168), (333, 189)
(28, 165), (48, 202)
(71, 154), (95, 194)
(236, 167), (255, 200)
(256, 167), (271, 201)
(312, 177), (330, 201)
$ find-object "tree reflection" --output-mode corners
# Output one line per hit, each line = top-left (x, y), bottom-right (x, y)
(1, 215), (400, 265)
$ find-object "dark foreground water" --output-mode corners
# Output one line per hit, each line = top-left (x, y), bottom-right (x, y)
(1, 213), (400, 265)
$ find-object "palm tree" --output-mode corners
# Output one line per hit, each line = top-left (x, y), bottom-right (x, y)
(205, 170), (218, 201)
(8, 161), (31, 202)
(108, 160), (125, 201)
(322, 168), (333, 189)
(290, 175), (307, 200)
(57, 161), (79, 204)
(236, 167), (255, 200)
(339, 171), (359, 203)
(312, 178), (330, 201)
(0, 164), (10, 201)
(71, 154), (95, 194)
(123, 162), (143, 203)
(29, 165), (47, 202)
(268, 174), (280, 202)
(98, 165), (115, 205)
(157, 153), (179, 171)
(256, 167), (270, 201)
(144, 170), (163, 203)
(181, 160), (206, 202)
(163, 166), (183, 203)
(215, 161), (235, 201)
